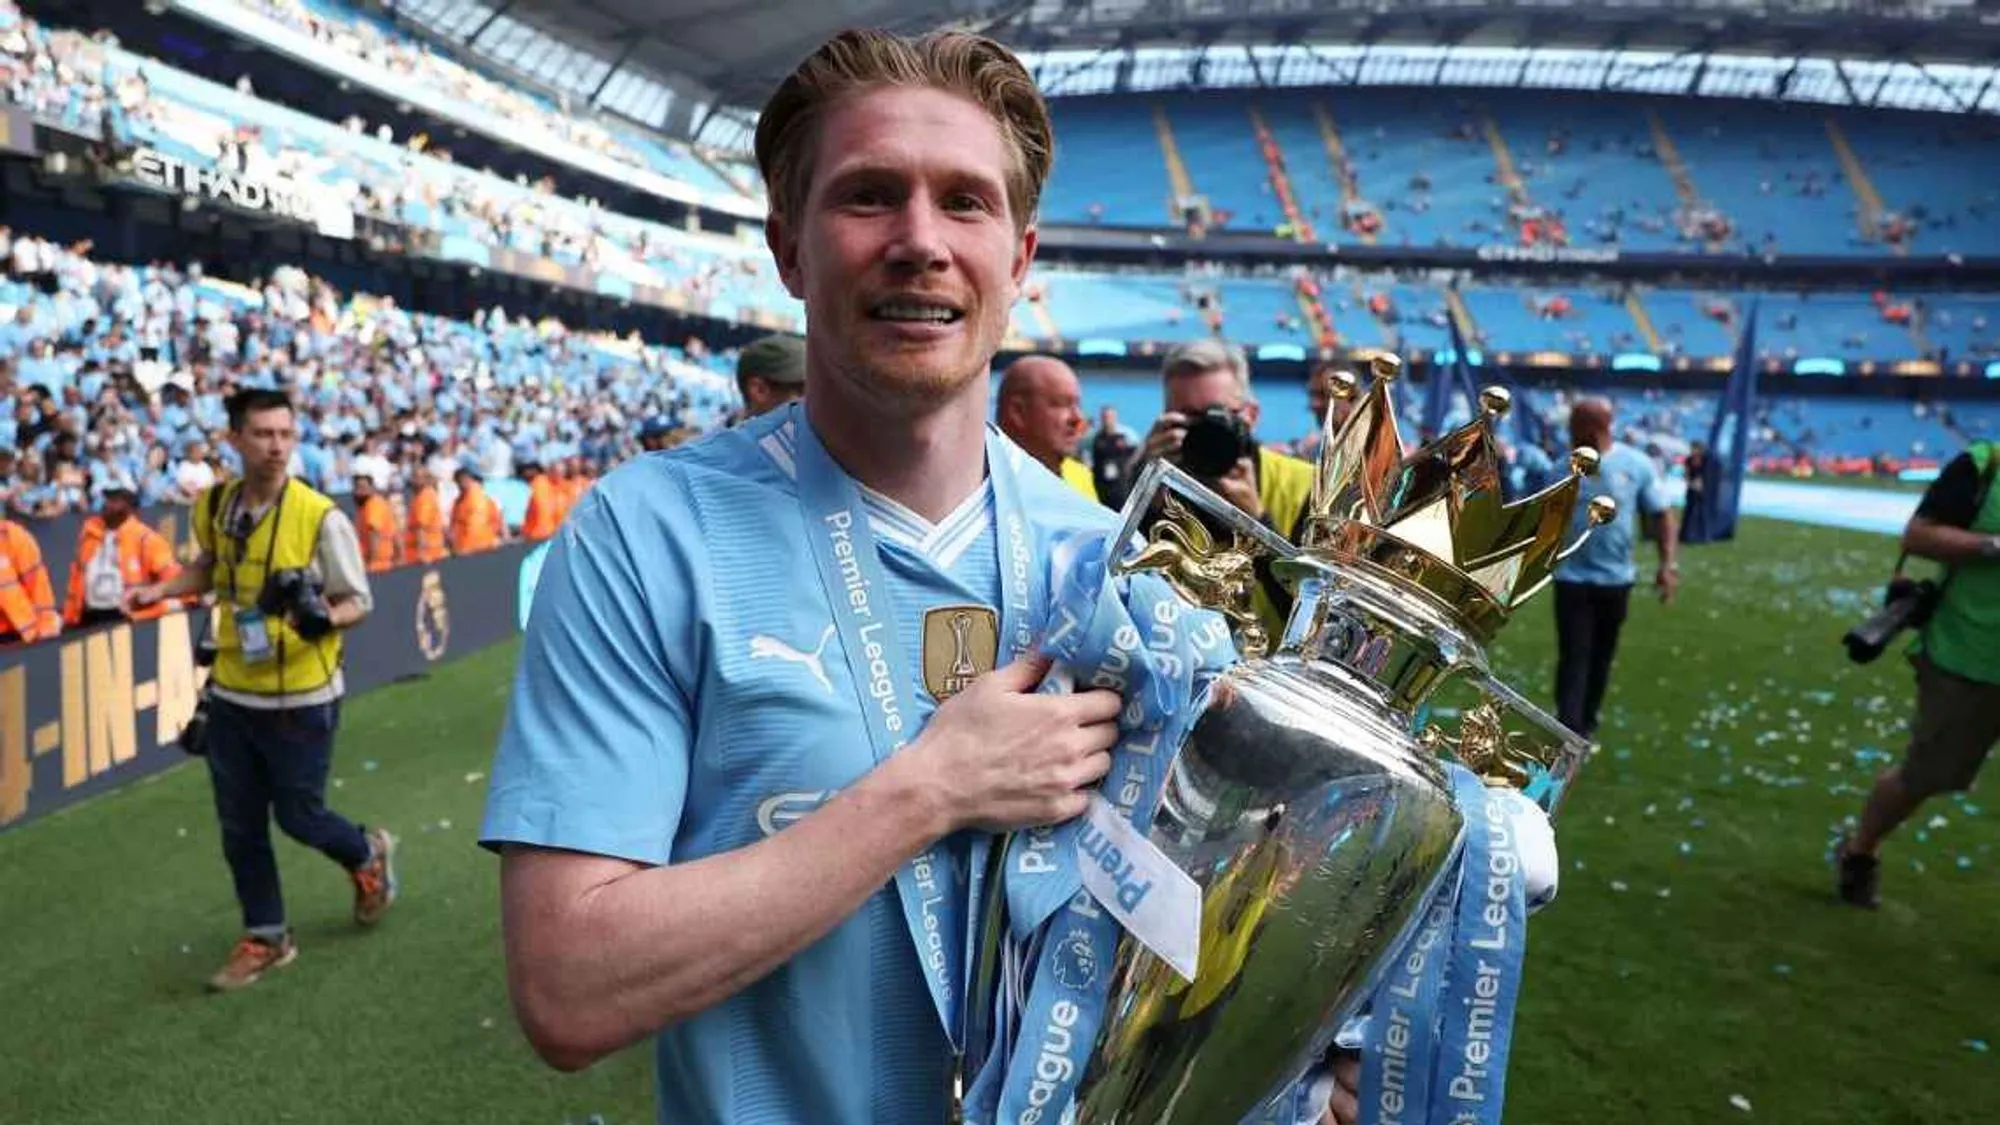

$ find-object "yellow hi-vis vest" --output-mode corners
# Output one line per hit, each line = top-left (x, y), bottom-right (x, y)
(1060, 456), (1100, 504)
(195, 478), (342, 697)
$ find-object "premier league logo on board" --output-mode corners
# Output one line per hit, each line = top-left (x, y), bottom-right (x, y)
(923, 604), (998, 700)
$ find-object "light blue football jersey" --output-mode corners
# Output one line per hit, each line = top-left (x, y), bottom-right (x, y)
(1553, 442), (1667, 588)
(480, 402), (1114, 1125)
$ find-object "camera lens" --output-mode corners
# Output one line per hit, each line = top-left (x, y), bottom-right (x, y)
(1179, 408), (1248, 480)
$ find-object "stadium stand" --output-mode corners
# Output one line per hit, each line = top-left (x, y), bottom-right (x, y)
(11, 0), (1994, 378)
(222, 0), (749, 200)
(0, 0), (799, 329)
(0, 230), (735, 520)
(1039, 87), (2000, 258)
(1015, 263), (2000, 372)
(1, 0), (1997, 549)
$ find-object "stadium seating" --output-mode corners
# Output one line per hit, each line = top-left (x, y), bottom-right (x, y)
(5, 0), (1999, 535)
(221, 0), (748, 201)
(1041, 88), (2000, 259)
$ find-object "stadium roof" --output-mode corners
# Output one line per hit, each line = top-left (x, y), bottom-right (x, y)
(997, 0), (2000, 64)
(388, 0), (2000, 151)
(390, 0), (1015, 150)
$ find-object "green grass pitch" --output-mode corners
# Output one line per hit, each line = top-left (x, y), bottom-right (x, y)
(1, 516), (1993, 1124)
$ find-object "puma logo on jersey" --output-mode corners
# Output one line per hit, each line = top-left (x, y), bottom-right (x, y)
(749, 623), (837, 694)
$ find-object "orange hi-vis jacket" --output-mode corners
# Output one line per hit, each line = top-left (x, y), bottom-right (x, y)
(521, 474), (561, 543)
(0, 518), (61, 644)
(356, 493), (401, 573)
(449, 482), (504, 555)
(406, 484), (448, 564)
(561, 473), (591, 519)
(63, 515), (182, 625)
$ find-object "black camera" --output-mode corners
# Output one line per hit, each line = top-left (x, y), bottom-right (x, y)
(1178, 406), (1255, 481)
(177, 690), (211, 756)
(1842, 575), (1941, 664)
(259, 568), (334, 640)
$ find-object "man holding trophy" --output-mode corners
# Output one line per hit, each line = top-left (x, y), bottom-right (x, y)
(483, 26), (1591, 1125)
(481, 28), (1140, 1122)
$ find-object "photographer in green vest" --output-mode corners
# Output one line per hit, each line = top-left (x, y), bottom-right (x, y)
(1836, 440), (2000, 908)
(127, 388), (400, 989)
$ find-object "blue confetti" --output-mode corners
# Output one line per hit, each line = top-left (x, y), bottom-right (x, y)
(1965, 1039), (1990, 1053)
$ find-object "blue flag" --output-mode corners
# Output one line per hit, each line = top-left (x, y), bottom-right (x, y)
(1689, 299), (1760, 543)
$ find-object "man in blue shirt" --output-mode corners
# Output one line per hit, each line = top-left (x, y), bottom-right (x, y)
(478, 29), (1180, 1125)
(1551, 397), (1680, 740)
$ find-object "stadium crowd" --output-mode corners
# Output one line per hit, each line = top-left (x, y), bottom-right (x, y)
(1, 0), (794, 327)
(0, 224), (742, 645)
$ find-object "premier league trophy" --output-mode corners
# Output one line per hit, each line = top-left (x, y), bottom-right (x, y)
(960, 353), (1612, 1125)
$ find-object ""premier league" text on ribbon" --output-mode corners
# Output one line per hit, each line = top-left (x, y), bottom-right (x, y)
(823, 510), (905, 738)
(1445, 794), (1520, 1107)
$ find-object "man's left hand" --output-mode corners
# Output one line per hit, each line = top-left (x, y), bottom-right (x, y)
(1318, 1050), (1360, 1125)
(1213, 457), (1264, 522)
(1655, 565), (1679, 605)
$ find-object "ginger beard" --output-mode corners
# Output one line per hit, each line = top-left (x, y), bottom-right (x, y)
(771, 85), (1036, 412)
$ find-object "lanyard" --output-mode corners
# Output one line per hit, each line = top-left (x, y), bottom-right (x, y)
(791, 408), (1038, 1050)
(219, 479), (288, 607)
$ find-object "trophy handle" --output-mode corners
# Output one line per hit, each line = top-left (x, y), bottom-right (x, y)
(1417, 674), (1589, 822)
(1110, 460), (1299, 660)
(1112, 460), (1297, 575)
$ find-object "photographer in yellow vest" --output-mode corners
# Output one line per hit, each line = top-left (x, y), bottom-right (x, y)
(126, 389), (400, 992)
(1131, 339), (1317, 638)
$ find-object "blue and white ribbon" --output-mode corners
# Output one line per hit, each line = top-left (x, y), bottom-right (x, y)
(963, 530), (1240, 1125)
(1344, 763), (1529, 1125)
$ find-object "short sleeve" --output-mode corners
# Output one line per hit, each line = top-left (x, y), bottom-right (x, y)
(479, 479), (698, 866)
(1914, 452), (1982, 528)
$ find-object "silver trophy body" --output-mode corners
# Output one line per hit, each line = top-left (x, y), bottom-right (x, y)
(965, 358), (1605, 1125)
(1070, 474), (1473, 1124)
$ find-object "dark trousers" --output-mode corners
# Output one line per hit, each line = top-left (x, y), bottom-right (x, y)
(205, 696), (370, 931)
(1553, 581), (1633, 740)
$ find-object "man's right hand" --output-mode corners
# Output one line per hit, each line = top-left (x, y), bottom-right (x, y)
(908, 652), (1121, 833)
(1136, 411), (1189, 468)
(123, 584), (162, 613)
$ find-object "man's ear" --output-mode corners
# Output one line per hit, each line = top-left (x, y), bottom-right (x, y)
(1242, 398), (1262, 429)
(1009, 223), (1038, 302)
(767, 213), (805, 301)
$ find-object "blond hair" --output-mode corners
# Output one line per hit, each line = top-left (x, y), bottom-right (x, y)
(753, 29), (1054, 233)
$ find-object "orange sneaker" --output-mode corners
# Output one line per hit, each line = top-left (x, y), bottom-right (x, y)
(208, 932), (297, 992)
(353, 827), (399, 926)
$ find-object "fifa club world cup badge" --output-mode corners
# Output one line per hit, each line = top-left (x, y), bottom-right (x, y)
(922, 605), (998, 700)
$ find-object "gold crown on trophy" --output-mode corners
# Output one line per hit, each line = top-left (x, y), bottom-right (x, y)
(1297, 352), (1616, 641)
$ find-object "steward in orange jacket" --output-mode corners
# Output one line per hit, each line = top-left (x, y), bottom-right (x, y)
(405, 470), (448, 565)
(352, 476), (401, 573)
(520, 463), (562, 543)
(63, 485), (184, 628)
(562, 456), (594, 511)
(448, 468), (505, 555)
(0, 517), (61, 645)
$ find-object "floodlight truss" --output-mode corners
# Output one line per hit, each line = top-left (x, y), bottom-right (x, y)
(1013, 43), (2000, 116)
